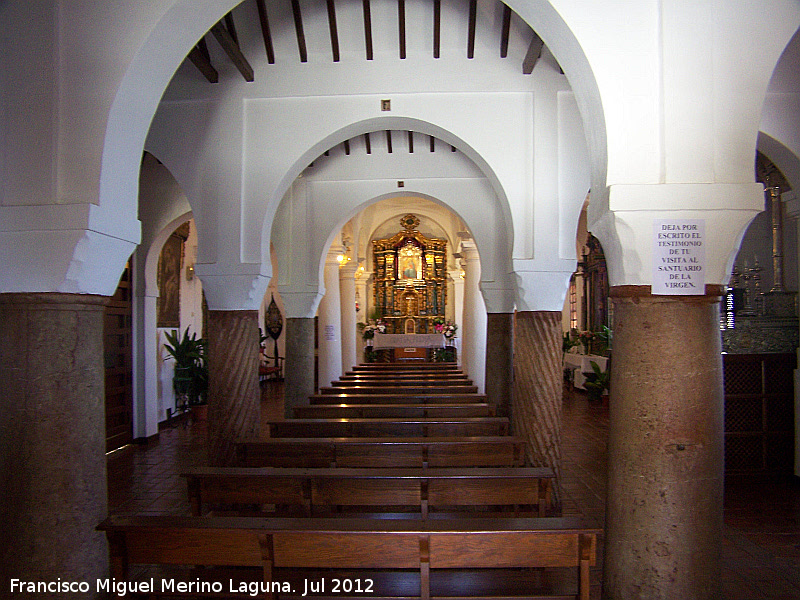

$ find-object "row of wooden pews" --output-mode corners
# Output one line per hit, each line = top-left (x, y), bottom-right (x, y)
(99, 362), (601, 599)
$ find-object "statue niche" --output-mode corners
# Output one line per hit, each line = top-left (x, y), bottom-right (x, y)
(372, 214), (447, 334)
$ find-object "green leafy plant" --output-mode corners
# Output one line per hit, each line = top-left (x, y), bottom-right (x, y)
(583, 360), (610, 402)
(164, 327), (208, 406)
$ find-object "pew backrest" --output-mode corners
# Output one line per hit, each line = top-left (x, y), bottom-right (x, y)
(98, 515), (600, 600)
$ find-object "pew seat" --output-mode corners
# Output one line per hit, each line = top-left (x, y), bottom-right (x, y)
(98, 515), (600, 600)
(235, 437), (525, 468)
(182, 466), (555, 518)
(267, 418), (509, 438)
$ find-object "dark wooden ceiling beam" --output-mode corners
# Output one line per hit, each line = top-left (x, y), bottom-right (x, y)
(386, 130), (393, 153)
(433, 0), (441, 58)
(291, 0), (308, 63)
(500, 4), (512, 58)
(429, 135), (435, 152)
(467, 0), (477, 59)
(255, 0), (276, 64)
(187, 40), (219, 83)
(523, 31), (544, 74)
(362, 0), (374, 60)
(407, 131), (414, 153)
(344, 139), (351, 155)
(224, 12), (239, 45)
(210, 21), (254, 81)
(327, 0), (341, 62)
(398, 0), (406, 59)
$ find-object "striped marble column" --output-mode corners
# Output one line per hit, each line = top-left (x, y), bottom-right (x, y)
(207, 310), (261, 466)
(512, 311), (563, 483)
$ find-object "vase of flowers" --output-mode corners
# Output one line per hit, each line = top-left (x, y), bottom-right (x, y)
(361, 319), (386, 342)
(434, 320), (458, 345)
(578, 330), (595, 355)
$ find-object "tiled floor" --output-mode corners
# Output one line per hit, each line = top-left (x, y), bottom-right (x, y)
(107, 382), (800, 599)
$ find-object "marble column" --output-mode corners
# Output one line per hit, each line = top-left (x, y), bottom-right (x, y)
(604, 286), (724, 600)
(485, 312), (514, 418)
(284, 317), (316, 419)
(461, 243), (486, 391)
(317, 251), (342, 389)
(207, 309), (260, 466)
(512, 311), (562, 481)
(0, 293), (108, 599)
(339, 262), (358, 373)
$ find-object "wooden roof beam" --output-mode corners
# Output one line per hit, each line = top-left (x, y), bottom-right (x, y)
(363, 0), (374, 60)
(255, 0), (276, 64)
(187, 38), (219, 83)
(522, 31), (544, 74)
(210, 20), (254, 81)
(327, 0), (341, 62)
(500, 4), (511, 58)
(291, 0), (308, 63)
(467, 0), (477, 59)
(433, 0), (441, 58)
(398, 0), (406, 59)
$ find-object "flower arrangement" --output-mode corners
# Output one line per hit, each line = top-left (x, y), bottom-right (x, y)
(434, 320), (458, 340)
(362, 319), (387, 340)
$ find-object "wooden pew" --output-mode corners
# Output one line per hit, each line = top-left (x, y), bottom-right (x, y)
(310, 393), (489, 405)
(267, 417), (509, 438)
(319, 384), (479, 395)
(235, 437), (525, 468)
(293, 403), (494, 419)
(98, 515), (600, 600)
(182, 466), (555, 518)
(339, 372), (471, 381)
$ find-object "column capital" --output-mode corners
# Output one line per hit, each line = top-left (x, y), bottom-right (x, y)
(610, 284), (726, 303)
(195, 263), (270, 311)
(339, 261), (358, 279)
(278, 289), (324, 318)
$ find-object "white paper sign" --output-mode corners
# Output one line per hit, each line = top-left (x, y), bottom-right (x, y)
(652, 219), (705, 295)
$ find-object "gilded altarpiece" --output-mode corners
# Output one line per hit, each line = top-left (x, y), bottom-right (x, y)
(372, 215), (447, 333)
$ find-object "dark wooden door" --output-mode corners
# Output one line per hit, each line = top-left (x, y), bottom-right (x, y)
(104, 262), (133, 452)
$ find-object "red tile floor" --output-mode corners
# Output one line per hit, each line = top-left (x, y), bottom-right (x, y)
(107, 382), (800, 599)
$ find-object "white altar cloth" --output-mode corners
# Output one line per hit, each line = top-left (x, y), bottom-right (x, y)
(371, 333), (447, 349)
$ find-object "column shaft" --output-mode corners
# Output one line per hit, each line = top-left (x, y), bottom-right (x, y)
(339, 264), (358, 372)
(284, 317), (316, 419)
(318, 255), (342, 388)
(0, 293), (108, 598)
(604, 286), (724, 600)
(486, 312), (514, 418)
(207, 310), (260, 466)
(512, 311), (562, 481)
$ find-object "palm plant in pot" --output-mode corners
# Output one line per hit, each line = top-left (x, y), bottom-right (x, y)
(583, 360), (610, 405)
(163, 327), (208, 419)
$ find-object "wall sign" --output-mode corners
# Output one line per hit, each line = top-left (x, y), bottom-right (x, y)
(653, 219), (705, 295)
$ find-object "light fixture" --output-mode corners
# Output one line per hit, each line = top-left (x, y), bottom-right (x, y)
(186, 264), (195, 280)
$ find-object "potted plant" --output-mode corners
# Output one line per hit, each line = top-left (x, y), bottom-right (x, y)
(163, 327), (208, 419)
(583, 360), (610, 405)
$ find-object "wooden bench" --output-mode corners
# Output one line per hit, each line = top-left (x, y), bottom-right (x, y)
(267, 417), (509, 438)
(182, 466), (555, 518)
(340, 371), (470, 379)
(310, 393), (489, 405)
(318, 384), (479, 395)
(293, 403), (494, 419)
(235, 437), (525, 468)
(329, 379), (474, 388)
(97, 515), (600, 600)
